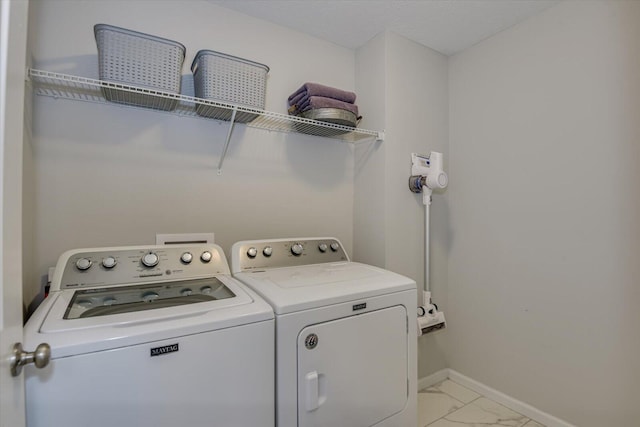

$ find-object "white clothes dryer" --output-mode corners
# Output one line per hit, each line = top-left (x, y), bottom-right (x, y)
(24, 244), (274, 427)
(231, 237), (417, 427)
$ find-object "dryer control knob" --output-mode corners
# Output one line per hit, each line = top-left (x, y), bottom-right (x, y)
(263, 246), (273, 257)
(180, 252), (193, 264)
(141, 252), (159, 267)
(330, 242), (340, 252)
(247, 247), (258, 258)
(75, 258), (92, 271)
(101, 256), (117, 269)
(291, 243), (304, 256)
(318, 243), (328, 253)
(200, 251), (212, 263)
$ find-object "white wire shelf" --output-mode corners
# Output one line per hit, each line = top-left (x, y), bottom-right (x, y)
(27, 68), (383, 144)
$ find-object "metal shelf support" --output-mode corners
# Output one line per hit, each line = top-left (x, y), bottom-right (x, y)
(218, 108), (237, 175)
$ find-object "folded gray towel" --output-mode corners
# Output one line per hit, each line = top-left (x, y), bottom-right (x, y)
(288, 82), (356, 105)
(289, 96), (359, 117)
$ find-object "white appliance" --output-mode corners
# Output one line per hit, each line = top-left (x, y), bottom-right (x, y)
(231, 237), (417, 427)
(23, 244), (275, 427)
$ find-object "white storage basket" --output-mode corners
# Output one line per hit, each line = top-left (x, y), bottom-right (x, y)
(94, 24), (185, 111)
(191, 50), (269, 123)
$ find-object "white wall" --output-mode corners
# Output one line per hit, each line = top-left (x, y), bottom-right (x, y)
(354, 31), (449, 377)
(354, 32), (386, 268)
(26, 0), (358, 304)
(448, 1), (640, 425)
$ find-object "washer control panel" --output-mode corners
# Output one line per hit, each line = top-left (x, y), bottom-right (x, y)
(232, 238), (349, 272)
(55, 244), (228, 290)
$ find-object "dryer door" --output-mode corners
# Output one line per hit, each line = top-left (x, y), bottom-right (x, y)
(297, 305), (408, 427)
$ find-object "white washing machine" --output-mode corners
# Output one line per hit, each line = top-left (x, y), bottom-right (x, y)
(24, 244), (275, 427)
(231, 237), (417, 427)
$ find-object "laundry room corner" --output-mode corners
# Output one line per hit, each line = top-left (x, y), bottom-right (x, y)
(354, 30), (450, 379)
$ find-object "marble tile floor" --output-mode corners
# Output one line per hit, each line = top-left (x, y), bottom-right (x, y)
(418, 379), (546, 427)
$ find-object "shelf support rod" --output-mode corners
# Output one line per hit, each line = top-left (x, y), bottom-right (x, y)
(217, 108), (238, 175)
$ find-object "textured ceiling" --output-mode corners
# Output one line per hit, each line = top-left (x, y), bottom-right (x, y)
(209, 0), (560, 56)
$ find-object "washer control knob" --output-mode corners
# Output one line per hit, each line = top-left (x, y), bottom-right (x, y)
(291, 243), (304, 256)
(180, 252), (193, 264)
(263, 246), (273, 257)
(75, 258), (92, 271)
(247, 247), (258, 258)
(200, 251), (212, 263)
(181, 288), (193, 296)
(141, 252), (159, 267)
(102, 297), (117, 306)
(318, 243), (328, 253)
(330, 242), (340, 252)
(101, 256), (117, 269)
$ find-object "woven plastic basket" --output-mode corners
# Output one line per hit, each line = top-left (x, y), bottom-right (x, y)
(191, 50), (269, 123)
(94, 24), (185, 111)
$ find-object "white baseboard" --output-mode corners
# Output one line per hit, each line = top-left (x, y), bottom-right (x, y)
(417, 368), (449, 391)
(418, 369), (576, 427)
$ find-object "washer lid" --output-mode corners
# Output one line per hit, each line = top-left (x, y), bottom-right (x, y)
(234, 262), (416, 314)
(63, 277), (235, 320)
(26, 275), (274, 358)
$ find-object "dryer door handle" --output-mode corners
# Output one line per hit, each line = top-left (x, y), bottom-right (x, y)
(304, 371), (319, 411)
(304, 370), (327, 412)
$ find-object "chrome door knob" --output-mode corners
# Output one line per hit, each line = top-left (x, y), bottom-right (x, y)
(10, 342), (51, 377)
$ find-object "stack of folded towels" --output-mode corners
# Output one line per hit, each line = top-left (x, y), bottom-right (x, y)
(287, 82), (360, 119)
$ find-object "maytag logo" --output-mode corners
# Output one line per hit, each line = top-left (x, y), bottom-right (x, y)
(353, 302), (367, 311)
(150, 343), (179, 357)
